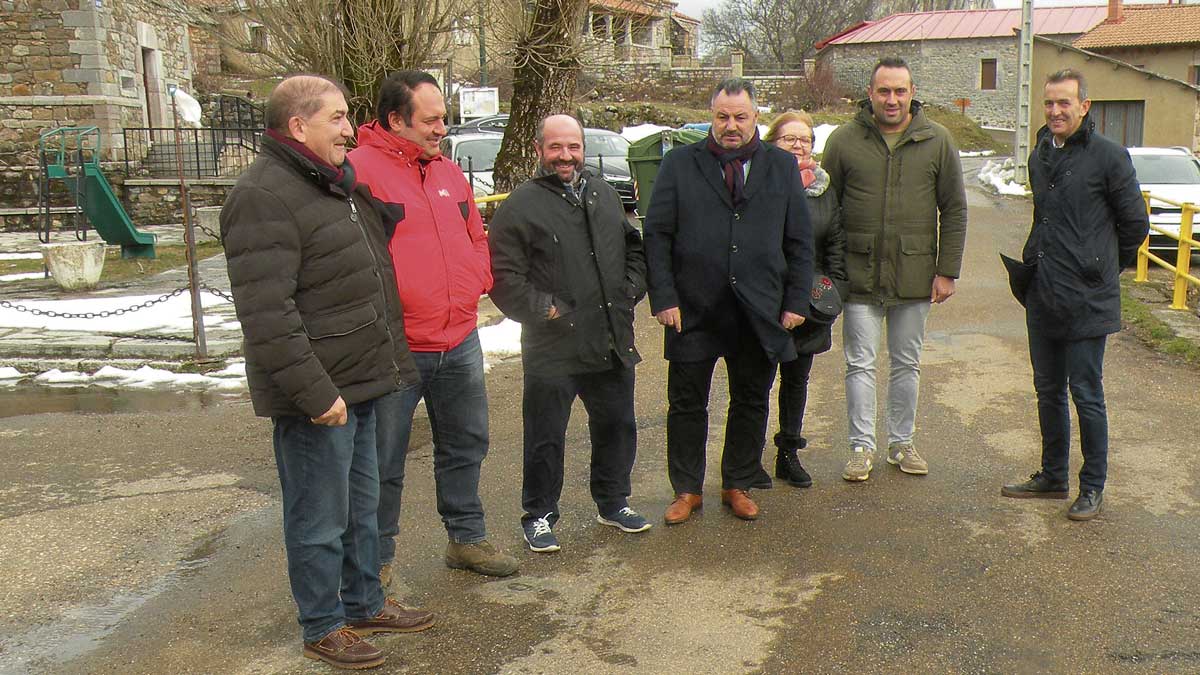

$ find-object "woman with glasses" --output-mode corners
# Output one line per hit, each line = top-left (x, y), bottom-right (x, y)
(762, 110), (847, 488)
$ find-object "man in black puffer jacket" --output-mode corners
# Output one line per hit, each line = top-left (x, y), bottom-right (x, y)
(489, 114), (650, 554)
(1001, 69), (1148, 522)
(221, 75), (431, 670)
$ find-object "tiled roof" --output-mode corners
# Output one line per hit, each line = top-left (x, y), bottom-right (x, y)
(818, 6), (1108, 47)
(591, 0), (664, 17)
(1073, 5), (1200, 49)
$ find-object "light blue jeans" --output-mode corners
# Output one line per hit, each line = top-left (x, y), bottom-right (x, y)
(843, 301), (932, 452)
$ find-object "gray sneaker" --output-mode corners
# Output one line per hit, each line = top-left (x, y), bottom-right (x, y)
(445, 540), (520, 577)
(887, 443), (928, 475)
(842, 447), (873, 482)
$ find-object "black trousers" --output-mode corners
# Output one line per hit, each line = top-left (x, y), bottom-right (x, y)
(666, 342), (776, 493)
(774, 353), (815, 450)
(521, 363), (637, 523)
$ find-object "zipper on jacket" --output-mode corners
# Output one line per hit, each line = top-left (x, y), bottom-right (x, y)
(349, 195), (404, 379)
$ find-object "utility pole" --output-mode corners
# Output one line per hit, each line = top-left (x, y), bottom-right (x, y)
(478, 0), (488, 86)
(1014, 0), (1034, 184)
(167, 84), (208, 361)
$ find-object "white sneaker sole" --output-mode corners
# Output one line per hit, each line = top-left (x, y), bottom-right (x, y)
(886, 455), (929, 475)
(595, 514), (652, 533)
(522, 534), (560, 553)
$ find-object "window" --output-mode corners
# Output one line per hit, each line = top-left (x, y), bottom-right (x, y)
(980, 58), (997, 91)
(249, 24), (268, 53)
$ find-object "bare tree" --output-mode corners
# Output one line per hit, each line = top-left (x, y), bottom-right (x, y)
(490, 0), (588, 193)
(218, 0), (465, 122)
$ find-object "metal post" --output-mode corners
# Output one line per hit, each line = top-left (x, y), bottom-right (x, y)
(170, 88), (208, 360)
(478, 0), (487, 86)
(1171, 204), (1194, 310)
(1136, 191), (1151, 282)
(1014, 0), (1034, 184)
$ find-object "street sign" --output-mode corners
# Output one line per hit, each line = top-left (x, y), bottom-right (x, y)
(459, 87), (499, 120)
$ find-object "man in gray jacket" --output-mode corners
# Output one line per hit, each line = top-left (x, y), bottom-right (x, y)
(221, 75), (432, 670)
(489, 114), (650, 553)
(823, 57), (968, 482)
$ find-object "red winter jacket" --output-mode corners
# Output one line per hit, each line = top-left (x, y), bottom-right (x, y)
(350, 122), (492, 352)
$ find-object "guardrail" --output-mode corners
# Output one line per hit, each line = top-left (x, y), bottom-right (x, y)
(1135, 190), (1198, 310)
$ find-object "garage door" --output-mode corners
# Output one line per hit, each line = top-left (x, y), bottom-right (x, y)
(1090, 100), (1144, 147)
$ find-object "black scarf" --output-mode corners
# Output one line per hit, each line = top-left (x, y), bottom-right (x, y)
(706, 130), (760, 206)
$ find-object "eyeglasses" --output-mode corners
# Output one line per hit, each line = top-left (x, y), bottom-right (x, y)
(776, 135), (813, 146)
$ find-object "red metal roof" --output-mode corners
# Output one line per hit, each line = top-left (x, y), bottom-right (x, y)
(820, 6), (1109, 46)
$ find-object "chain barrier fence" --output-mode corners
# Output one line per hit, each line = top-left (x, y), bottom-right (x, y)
(0, 283), (235, 321)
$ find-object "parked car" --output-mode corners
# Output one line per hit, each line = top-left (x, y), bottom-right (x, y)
(446, 114), (509, 136)
(1129, 146), (1200, 253)
(439, 133), (501, 197)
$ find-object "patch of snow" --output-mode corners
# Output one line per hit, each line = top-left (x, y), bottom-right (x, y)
(978, 158), (1030, 196)
(620, 124), (671, 142)
(0, 366), (25, 379)
(0, 272), (48, 282)
(479, 318), (522, 357)
(813, 123), (838, 155)
(29, 363), (246, 391)
(960, 150), (996, 157)
(0, 290), (231, 333)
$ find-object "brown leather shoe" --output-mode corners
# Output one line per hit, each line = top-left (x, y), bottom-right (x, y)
(664, 493), (702, 525)
(348, 597), (435, 635)
(721, 489), (759, 520)
(303, 627), (385, 670)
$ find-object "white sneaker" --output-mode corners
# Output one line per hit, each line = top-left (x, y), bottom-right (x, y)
(887, 443), (929, 475)
(842, 447), (873, 482)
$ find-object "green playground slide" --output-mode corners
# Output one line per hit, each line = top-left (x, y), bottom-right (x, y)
(81, 164), (156, 259)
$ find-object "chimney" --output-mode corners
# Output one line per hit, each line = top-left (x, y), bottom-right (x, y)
(1107, 0), (1124, 23)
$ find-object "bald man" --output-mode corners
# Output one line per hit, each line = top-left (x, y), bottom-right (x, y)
(489, 114), (651, 553)
(221, 75), (432, 670)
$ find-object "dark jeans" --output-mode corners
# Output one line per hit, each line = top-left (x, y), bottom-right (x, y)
(376, 330), (489, 563)
(1028, 327), (1109, 491)
(273, 399), (384, 643)
(775, 353), (815, 450)
(521, 363), (637, 523)
(666, 343), (777, 493)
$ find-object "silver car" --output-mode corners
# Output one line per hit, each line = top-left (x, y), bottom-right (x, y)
(1129, 146), (1200, 253)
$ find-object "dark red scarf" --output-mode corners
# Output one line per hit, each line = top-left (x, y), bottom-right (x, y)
(706, 130), (760, 206)
(265, 128), (356, 192)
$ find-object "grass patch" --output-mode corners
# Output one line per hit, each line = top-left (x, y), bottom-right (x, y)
(100, 242), (225, 283)
(1120, 279), (1200, 367)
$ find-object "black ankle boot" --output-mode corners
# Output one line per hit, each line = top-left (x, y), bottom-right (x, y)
(775, 447), (813, 488)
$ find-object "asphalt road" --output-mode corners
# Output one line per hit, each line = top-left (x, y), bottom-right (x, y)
(2, 178), (1199, 674)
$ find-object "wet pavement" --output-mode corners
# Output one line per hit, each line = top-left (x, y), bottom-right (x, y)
(1, 176), (1199, 673)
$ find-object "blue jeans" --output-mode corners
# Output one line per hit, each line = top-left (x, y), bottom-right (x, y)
(376, 330), (489, 563)
(273, 399), (384, 643)
(1028, 327), (1109, 491)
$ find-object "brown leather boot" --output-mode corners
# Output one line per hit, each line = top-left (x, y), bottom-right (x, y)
(664, 493), (702, 525)
(303, 627), (385, 670)
(721, 489), (759, 520)
(348, 596), (435, 635)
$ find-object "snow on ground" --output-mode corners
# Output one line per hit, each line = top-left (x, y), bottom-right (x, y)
(8, 361), (248, 391)
(620, 124), (671, 142)
(479, 318), (521, 358)
(0, 272), (49, 282)
(0, 252), (44, 261)
(978, 158), (1030, 196)
(0, 291), (231, 333)
(960, 150), (996, 157)
(813, 123), (838, 155)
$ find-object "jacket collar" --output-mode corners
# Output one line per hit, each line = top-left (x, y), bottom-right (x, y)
(356, 119), (446, 165)
(1035, 114), (1094, 151)
(260, 135), (358, 198)
(853, 99), (934, 145)
(531, 166), (595, 205)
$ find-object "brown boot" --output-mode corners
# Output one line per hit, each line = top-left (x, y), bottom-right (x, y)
(721, 489), (759, 520)
(303, 627), (385, 670)
(348, 596), (435, 635)
(664, 493), (702, 525)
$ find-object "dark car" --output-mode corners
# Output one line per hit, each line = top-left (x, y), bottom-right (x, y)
(583, 128), (636, 210)
(446, 114), (509, 136)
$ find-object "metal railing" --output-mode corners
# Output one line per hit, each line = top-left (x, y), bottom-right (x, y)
(122, 126), (261, 179)
(1135, 190), (1198, 310)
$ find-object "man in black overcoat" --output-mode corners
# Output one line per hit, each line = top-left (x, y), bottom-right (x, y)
(643, 78), (814, 523)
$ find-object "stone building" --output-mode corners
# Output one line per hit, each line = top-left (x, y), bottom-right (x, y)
(581, 0), (699, 67)
(815, 5), (1108, 130)
(0, 0), (220, 167)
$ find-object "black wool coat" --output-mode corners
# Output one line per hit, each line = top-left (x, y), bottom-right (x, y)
(644, 138), (814, 363)
(1022, 117), (1149, 340)
(791, 174), (847, 355)
(220, 137), (418, 418)
(489, 170), (646, 375)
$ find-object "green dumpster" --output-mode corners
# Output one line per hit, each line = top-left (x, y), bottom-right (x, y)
(627, 128), (707, 216)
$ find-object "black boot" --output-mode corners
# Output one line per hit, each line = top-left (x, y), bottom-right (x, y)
(775, 438), (813, 488)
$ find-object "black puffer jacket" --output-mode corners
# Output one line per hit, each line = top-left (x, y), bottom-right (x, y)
(791, 167), (847, 355)
(1022, 117), (1149, 340)
(221, 137), (418, 418)
(489, 170), (646, 375)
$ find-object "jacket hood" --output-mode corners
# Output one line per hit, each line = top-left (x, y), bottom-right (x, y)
(356, 120), (442, 163)
(853, 99), (933, 142)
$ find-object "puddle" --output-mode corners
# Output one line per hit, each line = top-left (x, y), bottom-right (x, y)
(0, 532), (221, 675)
(0, 384), (245, 418)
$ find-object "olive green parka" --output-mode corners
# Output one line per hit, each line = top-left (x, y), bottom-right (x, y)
(822, 100), (968, 305)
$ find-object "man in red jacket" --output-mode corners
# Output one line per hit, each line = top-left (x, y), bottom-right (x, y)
(350, 71), (517, 578)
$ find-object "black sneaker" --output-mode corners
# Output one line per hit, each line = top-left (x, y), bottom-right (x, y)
(1067, 490), (1103, 521)
(1000, 471), (1069, 499)
(521, 514), (560, 552)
